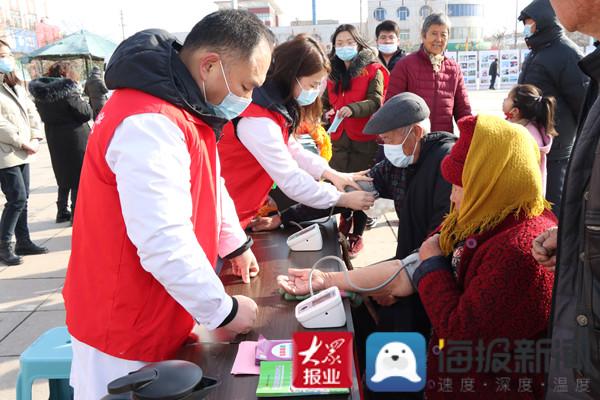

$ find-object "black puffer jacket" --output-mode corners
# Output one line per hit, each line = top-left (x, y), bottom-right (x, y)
(29, 78), (92, 188)
(378, 47), (405, 73)
(518, 0), (589, 161)
(546, 45), (600, 400)
(105, 29), (228, 138)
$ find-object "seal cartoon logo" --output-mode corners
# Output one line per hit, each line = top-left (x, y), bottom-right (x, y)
(371, 341), (421, 383)
(366, 333), (426, 392)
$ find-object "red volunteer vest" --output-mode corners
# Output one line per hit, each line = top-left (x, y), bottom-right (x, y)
(218, 103), (289, 228)
(327, 62), (389, 142)
(63, 89), (220, 362)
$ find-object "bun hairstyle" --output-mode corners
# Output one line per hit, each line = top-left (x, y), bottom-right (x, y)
(509, 84), (558, 137)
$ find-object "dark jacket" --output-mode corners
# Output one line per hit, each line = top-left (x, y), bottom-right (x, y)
(518, 0), (589, 161)
(281, 131), (455, 259)
(546, 45), (600, 399)
(372, 131), (454, 258)
(488, 59), (498, 77)
(386, 47), (472, 134)
(378, 47), (405, 73)
(104, 29), (227, 138)
(29, 78), (92, 188)
(84, 67), (108, 119)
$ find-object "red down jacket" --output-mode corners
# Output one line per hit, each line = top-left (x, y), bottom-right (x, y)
(386, 47), (472, 133)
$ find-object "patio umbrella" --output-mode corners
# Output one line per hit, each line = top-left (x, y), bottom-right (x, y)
(21, 30), (118, 78)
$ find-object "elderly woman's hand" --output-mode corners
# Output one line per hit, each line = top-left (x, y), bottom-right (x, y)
(419, 234), (443, 261)
(277, 268), (329, 295)
(532, 226), (558, 272)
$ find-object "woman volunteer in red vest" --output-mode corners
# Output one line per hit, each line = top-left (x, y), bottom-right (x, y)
(324, 24), (390, 257)
(219, 35), (375, 230)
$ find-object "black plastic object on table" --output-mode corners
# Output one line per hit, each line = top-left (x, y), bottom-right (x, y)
(100, 360), (219, 400)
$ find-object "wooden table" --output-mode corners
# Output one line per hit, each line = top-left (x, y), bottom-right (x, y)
(177, 221), (361, 400)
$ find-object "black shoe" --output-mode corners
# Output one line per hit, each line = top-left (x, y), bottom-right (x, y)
(0, 242), (23, 265)
(56, 209), (71, 223)
(15, 240), (49, 256)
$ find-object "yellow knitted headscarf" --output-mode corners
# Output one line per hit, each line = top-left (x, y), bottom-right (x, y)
(439, 114), (551, 255)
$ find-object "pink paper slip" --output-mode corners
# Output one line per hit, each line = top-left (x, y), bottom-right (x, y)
(231, 341), (260, 375)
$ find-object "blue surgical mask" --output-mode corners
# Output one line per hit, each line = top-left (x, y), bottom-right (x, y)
(336, 46), (358, 61)
(383, 128), (417, 168)
(0, 57), (14, 74)
(203, 60), (252, 120)
(295, 78), (320, 106)
(378, 43), (397, 54)
(523, 24), (534, 39)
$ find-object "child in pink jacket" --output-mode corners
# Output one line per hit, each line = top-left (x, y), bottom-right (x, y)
(503, 84), (557, 196)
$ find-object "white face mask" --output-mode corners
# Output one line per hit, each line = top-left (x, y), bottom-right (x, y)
(203, 60), (252, 120)
(295, 78), (320, 106)
(383, 128), (417, 168)
(378, 43), (397, 54)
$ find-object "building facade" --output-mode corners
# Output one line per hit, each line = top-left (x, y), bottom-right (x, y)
(271, 20), (361, 52)
(215, 0), (283, 27)
(367, 0), (486, 50)
(0, 0), (54, 53)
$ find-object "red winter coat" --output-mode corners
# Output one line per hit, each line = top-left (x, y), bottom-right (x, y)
(386, 47), (472, 133)
(418, 210), (556, 399)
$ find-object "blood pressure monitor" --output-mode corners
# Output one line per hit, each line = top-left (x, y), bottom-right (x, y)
(286, 223), (323, 251)
(295, 286), (346, 329)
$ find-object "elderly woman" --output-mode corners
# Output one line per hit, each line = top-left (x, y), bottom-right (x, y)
(279, 115), (556, 399)
(386, 13), (471, 134)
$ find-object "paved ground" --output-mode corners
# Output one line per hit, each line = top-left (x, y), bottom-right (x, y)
(0, 88), (507, 399)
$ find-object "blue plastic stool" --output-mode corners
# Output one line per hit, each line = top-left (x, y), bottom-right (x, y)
(16, 326), (73, 400)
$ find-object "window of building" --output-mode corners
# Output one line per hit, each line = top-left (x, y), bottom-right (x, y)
(450, 26), (484, 40)
(254, 12), (271, 23)
(373, 7), (387, 21)
(399, 29), (410, 41)
(397, 6), (409, 21)
(420, 5), (433, 18)
(447, 4), (484, 17)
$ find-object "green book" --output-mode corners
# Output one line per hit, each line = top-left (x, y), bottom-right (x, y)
(256, 361), (350, 397)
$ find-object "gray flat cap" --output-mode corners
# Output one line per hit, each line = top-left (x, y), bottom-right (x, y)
(363, 92), (430, 135)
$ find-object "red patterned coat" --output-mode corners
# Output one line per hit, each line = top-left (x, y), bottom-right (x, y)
(416, 210), (557, 399)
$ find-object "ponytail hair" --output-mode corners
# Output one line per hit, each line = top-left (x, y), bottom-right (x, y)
(509, 84), (558, 137)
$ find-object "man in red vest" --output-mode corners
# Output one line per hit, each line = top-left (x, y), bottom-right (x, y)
(62, 10), (273, 399)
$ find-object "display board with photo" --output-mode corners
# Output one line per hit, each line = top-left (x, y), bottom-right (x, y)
(499, 50), (520, 89)
(445, 51), (458, 62)
(479, 50), (500, 89)
(457, 51), (478, 90)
